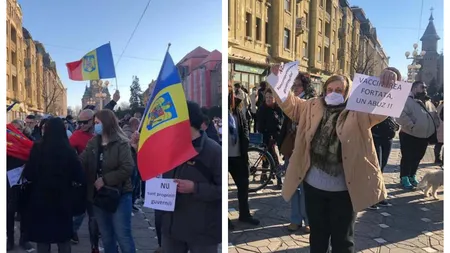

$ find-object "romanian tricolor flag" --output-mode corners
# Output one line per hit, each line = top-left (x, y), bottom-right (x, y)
(137, 51), (197, 180)
(66, 43), (116, 81)
(7, 124), (33, 161)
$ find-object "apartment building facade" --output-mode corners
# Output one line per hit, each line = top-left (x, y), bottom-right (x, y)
(7, 0), (67, 121)
(228, 0), (389, 93)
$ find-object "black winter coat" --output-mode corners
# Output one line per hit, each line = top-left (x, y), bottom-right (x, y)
(257, 104), (284, 143)
(22, 143), (85, 243)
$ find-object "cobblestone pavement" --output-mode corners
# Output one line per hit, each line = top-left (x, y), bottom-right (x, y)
(228, 139), (444, 253)
(11, 205), (223, 253)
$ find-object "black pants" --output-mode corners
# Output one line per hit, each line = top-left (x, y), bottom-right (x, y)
(37, 241), (71, 253)
(7, 186), (25, 241)
(155, 210), (162, 247)
(373, 137), (393, 172)
(399, 132), (429, 178)
(434, 142), (443, 161)
(304, 182), (356, 253)
(229, 156), (251, 218)
(141, 180), (146, 199)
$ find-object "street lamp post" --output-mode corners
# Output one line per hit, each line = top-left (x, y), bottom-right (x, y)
(405, 43), (426, 82)
(92, 80), (110, 110)
(87, 98), (95, 106)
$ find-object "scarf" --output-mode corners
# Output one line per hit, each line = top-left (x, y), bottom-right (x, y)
(310, 101), (347, 176)
(229, 111), (238, 145)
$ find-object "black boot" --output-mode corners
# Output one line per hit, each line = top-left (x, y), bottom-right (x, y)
(7, 237), (14, 251)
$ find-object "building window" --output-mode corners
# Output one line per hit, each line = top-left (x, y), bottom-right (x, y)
(233, 72), (241, 82)
(265, 21), (269, 44)
(319, 0), (323, 8)
(332, 30), (335, 43)
(331, 53), (334, 63)
(304, 12), (309, 27)
(284, 28), (291, 50)
(317, 46), (322, 62)
(256, 17), (262, 41)
(241, 73), (249, 90)
(285, 0), (291, 12)
(318, 19), (322, 33)
(302, 42), (308, 58)
(347, 24), (350, 33)
(245, 12), (252, 37)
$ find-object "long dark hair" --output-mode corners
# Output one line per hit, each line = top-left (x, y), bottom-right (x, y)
(34, 118), (77, 186)
(38, 118), (48, 137)
(296, 73), (316, 99)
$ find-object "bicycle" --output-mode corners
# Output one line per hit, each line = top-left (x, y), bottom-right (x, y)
(247, 133), (286, 192)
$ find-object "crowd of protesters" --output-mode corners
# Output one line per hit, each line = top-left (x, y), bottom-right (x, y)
(7, 89), (222, 253)
(228, 66), (443, 253)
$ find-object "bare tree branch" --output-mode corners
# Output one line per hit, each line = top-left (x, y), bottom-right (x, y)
(42, 84), (63, 114)
(350, 45), (378, 77)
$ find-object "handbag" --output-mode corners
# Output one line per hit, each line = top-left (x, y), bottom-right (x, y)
(92, 138), (122, 213)
(416, 100), (438, 145)
(93, 186), (121, 213)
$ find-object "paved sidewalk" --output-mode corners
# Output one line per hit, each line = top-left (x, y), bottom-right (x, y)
(10, 207), (160, 253)
(11, 203), (223, 253)
(228, 140), (444, 252)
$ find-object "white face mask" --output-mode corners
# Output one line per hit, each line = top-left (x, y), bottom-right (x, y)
(324, 92), (345, 106)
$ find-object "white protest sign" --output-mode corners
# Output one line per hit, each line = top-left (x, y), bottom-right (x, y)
(144, 178), (177, 211)
(346, 73), (412, 117)
(7, 166), (24, 187)
(267, 61), (299, 102)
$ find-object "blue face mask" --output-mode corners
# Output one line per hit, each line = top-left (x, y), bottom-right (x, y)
(94, 123), (103, 135)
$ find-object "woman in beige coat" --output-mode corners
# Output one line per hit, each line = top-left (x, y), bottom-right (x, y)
(270, 66), (401, 253)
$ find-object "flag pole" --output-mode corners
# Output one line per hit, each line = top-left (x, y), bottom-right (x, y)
(137, 42), (171, 132)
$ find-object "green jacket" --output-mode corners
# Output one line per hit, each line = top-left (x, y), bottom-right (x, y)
(80, 133), (134, 202)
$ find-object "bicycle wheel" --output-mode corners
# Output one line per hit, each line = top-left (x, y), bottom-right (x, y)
(247, 146), (276, 192)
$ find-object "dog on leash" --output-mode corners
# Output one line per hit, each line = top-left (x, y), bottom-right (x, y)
(417, 170), (444, 200)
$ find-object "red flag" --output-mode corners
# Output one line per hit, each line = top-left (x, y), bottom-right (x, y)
(7, 124), (33, 161)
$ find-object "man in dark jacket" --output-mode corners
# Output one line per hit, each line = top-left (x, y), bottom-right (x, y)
(25, 115), (41, 141)
(201, 107), (221, 144)
(160, 101), (222, 253)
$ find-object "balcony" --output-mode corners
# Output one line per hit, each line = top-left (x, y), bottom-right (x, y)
(324, 36), (330, 47)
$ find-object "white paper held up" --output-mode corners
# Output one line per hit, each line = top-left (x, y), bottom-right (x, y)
(266, 61), (299, 102)
(144, 178), (177, 211)
(7, 166), (24, 187)
(346, 73), (412, 118)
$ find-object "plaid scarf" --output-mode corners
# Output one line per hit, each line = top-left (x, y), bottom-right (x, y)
(310, 101), (347, 176)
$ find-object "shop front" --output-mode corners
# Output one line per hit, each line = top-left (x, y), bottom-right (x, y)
(229, 61), (268, 91)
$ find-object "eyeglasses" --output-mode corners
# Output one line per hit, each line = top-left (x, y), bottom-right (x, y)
(77, 119), (92, 125)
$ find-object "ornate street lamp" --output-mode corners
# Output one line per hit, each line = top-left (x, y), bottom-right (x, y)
(87, 97), (95, 105)
(405, 43), (426, 82)
(92, 80), (110, 109)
